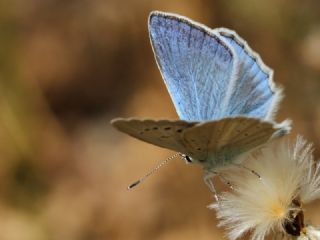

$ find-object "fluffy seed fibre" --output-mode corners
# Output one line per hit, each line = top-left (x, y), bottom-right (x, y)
(210, 136), (320, 240)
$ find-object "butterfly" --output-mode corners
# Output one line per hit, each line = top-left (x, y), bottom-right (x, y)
(111, 11), (291, 192)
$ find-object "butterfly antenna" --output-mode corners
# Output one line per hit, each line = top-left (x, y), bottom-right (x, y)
(127, 153), (181, 190)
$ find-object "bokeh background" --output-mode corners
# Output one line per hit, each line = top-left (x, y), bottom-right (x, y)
(1, 0), (320, 239)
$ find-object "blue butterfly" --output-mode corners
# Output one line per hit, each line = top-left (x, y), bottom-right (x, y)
(111, 11), (291, 193)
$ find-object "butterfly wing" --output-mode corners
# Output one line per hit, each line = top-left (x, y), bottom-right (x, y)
(149, 11), (236, 121)
(111, 118), (197, 153)
(182, 117), (290, 169)
(215, 28), (282, 120)
(112, 12), (290, 170)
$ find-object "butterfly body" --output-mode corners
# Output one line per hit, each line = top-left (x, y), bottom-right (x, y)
(112, 116), (290, 171)
(111, 11), (291, 174)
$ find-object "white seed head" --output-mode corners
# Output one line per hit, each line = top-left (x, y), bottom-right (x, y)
(210, 136), (320, 240)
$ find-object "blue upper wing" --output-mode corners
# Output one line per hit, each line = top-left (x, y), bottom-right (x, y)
(216, 28), (282, 121)
(149, 12), (236, 121)
(149, 12), (282, 122)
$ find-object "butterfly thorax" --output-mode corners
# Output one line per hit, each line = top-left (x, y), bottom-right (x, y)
(187, 147), (241, 170)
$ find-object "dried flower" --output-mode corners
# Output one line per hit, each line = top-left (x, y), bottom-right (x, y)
(210, 136), (320, 240)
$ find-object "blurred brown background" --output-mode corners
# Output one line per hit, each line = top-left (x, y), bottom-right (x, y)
(0, 0), (320, 239)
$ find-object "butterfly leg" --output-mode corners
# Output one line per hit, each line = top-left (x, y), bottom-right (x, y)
(232, 163), (261, 179)
(203, 171), (219, 201)
(205, 170), (233, 189)
(215, 172), (233, 190)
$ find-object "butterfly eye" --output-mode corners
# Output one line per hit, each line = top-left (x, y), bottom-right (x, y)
(181, 154), (193, 163)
